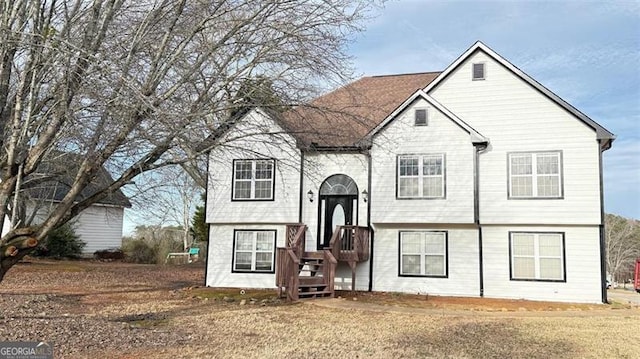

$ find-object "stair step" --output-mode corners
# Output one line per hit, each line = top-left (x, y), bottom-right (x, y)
(298, 283), (327, 288)
(302, 252), (324, 259)
(299, 277), (324, 285)
(301, 258), (323, 263)
(298, 290), (333, 297)
(299, 270), (323, 275)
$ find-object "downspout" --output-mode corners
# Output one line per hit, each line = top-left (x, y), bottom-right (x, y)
(367, 152), (374, 292)
(298, 152), (305, 223)
(203, 153), (212, 287)
(598, 139), (608, 304)
(474, 142), (488, 297)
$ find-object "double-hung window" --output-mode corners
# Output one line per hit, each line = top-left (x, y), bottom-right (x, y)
(233, 230), (276, 272)
(397, 154), (445, 198)
(399, 231), (447, 277)
(510, 232), (565, 281)
(508, 151), (562, 198)
(232, 159), (275, 200)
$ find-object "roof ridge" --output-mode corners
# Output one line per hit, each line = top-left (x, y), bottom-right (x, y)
(369, 71), (441, 78)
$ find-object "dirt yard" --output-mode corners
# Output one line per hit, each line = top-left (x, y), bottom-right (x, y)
(1, 259), (639, 358)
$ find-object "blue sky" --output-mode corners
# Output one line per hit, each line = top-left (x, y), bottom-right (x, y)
(347, 0), (640, 219)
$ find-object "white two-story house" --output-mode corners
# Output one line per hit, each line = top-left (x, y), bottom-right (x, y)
(204, 42), (614, 304)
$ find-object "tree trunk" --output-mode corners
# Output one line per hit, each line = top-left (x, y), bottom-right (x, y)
(0, 229), (38, 281)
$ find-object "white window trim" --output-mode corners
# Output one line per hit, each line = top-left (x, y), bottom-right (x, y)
(508, 151), (562, 199)
(233, 230), (276, 273)
(232, 159), (275, 200)
(414, 108), (428, 126)
(399, 231), (448, 277)
(510, 232), (565, 282)
(397, 154), (445, 199)
(472, 62), (485, 80)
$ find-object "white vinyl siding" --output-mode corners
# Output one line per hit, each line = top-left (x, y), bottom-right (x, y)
(233, 230), (275, 272)
(398, 154), (445, 198)
(510, 232), (564, 281)
(431, 50), (601, 225)
(371, 97), (474, 224)
(509, 152), (561, 198)
(207, 109), (301, 224)
(400, 231), (447, 277)
(373, 227), (478, 296)
(233, 159), (274, 200)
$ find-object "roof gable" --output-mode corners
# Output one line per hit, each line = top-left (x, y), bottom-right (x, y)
(424, 41), (615, 146)
(366, 89), (488, 144)
(26, 153), (131, 208)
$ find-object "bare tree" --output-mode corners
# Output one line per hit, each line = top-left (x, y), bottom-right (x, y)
(605, 214), (640, 284)
(0, 0), (379, 281)
(128, 165), (201, 251)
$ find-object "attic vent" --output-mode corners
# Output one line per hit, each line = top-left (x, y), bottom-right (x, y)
(472, 63), (485, 80)
(414, 108), (428, 126)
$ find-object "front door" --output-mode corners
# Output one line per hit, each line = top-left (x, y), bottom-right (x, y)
(321, 195), (355, 248)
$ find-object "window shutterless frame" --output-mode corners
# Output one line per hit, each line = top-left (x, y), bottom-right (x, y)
(398, 230), (448, 278)
(231, 229), (277, 273)
(231, 159), (276, 201)
(508, 231), (566, 282)
(396, 154), (446, 199)
(507, 151), (563, 199)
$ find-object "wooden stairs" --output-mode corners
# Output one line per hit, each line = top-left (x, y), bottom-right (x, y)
(276, 224), (370, 301)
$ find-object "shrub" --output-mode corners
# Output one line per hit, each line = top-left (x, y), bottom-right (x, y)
(94, 248), (125, 261)
(122, 239), (156, 264)
(34, 223), (86, 258)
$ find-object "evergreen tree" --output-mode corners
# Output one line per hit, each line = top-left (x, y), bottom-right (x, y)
(191, 193), (207, 243)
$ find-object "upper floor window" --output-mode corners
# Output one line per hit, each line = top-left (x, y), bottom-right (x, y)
(472, 63), (485, 80)
(397, 154), (445, 199)
(508, 151), (562, 199)
(233, 230), (276, 272)
(510, 232), (565, 281)
(414, 108), (428, 126)
(232, 159), (275, 200)
(399, 231), (448, 277)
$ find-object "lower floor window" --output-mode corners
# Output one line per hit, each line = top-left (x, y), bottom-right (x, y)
(399, 231), (447, 277)
(233, 230), (276, 272)
(510, 232), (565, 281)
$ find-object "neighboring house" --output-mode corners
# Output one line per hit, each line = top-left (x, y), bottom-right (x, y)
(204, 42), (614, 304)
(2, 156), (131, 254)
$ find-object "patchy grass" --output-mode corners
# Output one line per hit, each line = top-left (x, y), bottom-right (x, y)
(336, 290), (603, 312)
(113, 313), (170, 328)
(1, 259), (639, 359)
(608, 299), (634, 310)
(188, 287), (281, 302)
(13, 259), (89, 273)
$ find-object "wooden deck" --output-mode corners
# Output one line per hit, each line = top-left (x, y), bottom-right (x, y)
(276, 224), (370, 301)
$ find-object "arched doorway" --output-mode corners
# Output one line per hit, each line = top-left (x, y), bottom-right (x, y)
(317, 174), (358, 249)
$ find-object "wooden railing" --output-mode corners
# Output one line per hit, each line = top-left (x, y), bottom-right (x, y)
(277, 223), (369, 300)
(276, 224), (307, 301)
(286, 223), (306, 258)
(276, 247), (300, 301)
(328, 225), (370, 262)
(322, 249), (337, 297)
